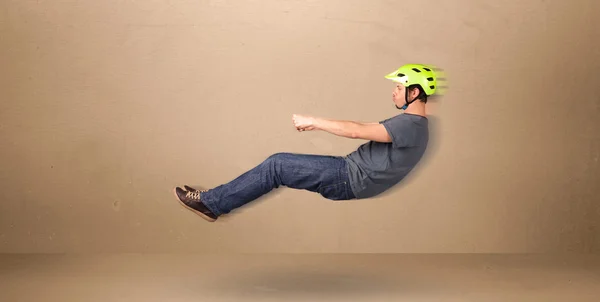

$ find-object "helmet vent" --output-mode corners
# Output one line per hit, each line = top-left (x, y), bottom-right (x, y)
(427, 77), (434, 81)
(423, 68), (431, 71)
(412, 68), (421, 73)
(397, 73), (405, 77)
(430, 85), (435, 89)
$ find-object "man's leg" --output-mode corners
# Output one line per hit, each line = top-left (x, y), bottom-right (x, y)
(175, 152), (355, 220)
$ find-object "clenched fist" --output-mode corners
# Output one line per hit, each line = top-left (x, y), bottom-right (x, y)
(292, 114), (317, 132)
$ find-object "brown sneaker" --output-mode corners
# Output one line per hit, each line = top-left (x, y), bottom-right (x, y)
(173, 187), (217, 222)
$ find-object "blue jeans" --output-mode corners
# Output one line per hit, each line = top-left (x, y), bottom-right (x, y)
(200, 152), (356, 216)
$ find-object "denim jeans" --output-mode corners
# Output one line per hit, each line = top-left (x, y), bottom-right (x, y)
(200, 152), (356, 216)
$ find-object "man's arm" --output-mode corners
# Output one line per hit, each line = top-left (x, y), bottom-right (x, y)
(313, 118), (392, 143)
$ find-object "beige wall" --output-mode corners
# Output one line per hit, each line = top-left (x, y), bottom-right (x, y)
(1, 0), (599, 253)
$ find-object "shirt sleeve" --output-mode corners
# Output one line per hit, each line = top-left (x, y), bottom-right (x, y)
(380, 115), (416, 148)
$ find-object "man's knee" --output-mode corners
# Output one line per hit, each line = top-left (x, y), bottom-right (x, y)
(266, 152), (291, 163)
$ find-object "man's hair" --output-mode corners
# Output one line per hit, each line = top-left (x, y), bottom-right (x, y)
(408, 84), (428, 103)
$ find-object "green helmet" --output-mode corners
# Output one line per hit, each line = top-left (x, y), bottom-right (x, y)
(384, 63), (438, 96)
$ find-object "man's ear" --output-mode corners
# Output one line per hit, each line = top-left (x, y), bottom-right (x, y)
(409, 86), (421, 99)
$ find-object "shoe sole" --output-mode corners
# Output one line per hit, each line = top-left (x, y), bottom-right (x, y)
(173, 188), (217, 222)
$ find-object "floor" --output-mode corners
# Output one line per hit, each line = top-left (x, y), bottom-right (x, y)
(1, 254), (598, 302)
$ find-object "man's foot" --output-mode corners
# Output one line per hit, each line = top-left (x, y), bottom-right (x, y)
(173, 187), (218, 222)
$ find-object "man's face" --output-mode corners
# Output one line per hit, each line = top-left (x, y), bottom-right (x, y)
(392, 83), (406, 107)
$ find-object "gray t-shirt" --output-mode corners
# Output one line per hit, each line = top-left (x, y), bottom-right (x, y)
(344, 113), (429, 199)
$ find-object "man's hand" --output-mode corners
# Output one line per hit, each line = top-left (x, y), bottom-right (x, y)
(292, 114), (316, 132)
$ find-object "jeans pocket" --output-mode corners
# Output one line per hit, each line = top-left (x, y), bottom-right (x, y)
(318, 182), (349, 201)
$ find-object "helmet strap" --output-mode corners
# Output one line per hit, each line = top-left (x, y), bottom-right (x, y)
(403, 87), (419, 109)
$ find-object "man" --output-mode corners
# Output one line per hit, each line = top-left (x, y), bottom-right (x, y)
(173, 64), (437, 222)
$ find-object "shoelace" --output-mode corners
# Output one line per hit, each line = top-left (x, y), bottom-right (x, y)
(186, 189), (207, 201)
(186, 190), (201, 200)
